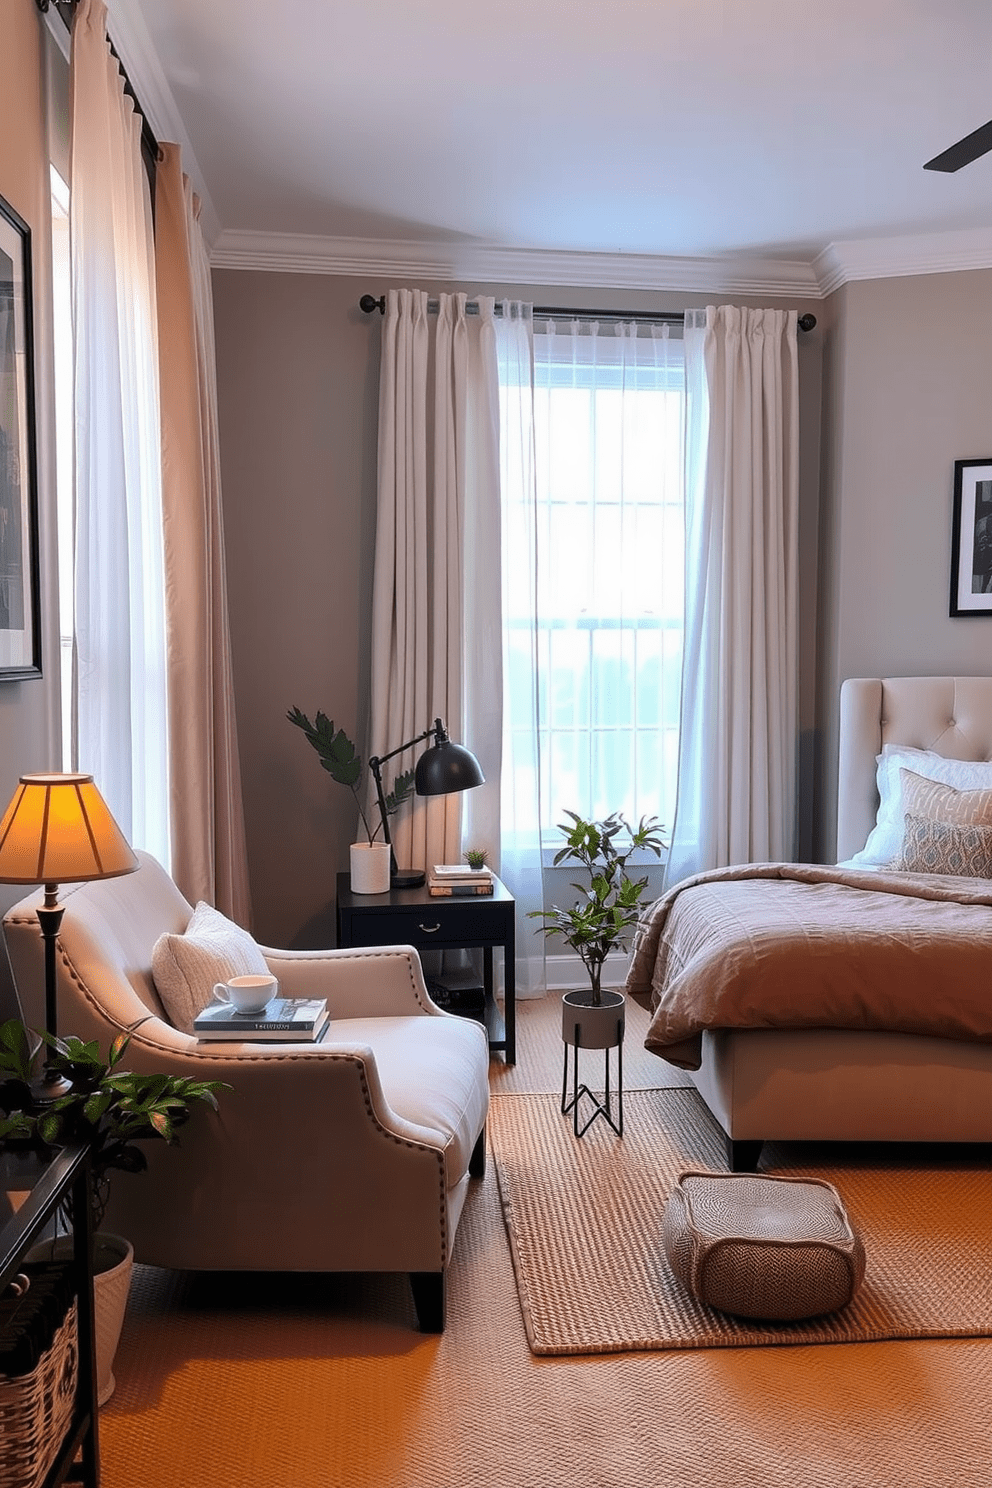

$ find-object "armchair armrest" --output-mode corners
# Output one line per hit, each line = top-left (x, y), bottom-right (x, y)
(259, 943), (442, 1018)
(106, 1028), (455, 1273)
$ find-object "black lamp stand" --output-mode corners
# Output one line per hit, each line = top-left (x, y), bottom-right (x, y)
(368, 718), (484, 890)
(32, 885), (73, 1102)
(369, 725), (439, 889)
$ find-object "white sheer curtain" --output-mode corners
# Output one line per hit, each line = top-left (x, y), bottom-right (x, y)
(370, 289), (500, 874)
(665, 305), (799, 885)
(495, 302), (545, 994)
(70, 0), (170, 863)
(498, 312), (684, 994)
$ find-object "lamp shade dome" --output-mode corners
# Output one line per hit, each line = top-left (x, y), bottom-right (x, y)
(414, 741), (485, 797)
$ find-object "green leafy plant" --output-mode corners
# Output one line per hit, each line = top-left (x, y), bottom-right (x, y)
(528, 811), (666, 1005)
(464, 848), (488, 870)
(0, 1020), (227, 1230)
(287, 708), (415, 845)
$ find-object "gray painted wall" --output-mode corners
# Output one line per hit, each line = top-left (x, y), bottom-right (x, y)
(816, 270), (992, 858)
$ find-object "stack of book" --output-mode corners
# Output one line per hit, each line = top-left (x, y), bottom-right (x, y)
(427, 864), (495, 897)
(194, 997), (329, 1042)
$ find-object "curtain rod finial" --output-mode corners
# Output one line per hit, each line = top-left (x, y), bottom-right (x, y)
(798, 313), (817, 332)
(360, 294), (386, 315)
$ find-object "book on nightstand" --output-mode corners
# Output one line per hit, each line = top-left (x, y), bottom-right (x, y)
(428, 865), (495, 896)
(194, 998), (329, 1042)
(427, 876), (494, 897)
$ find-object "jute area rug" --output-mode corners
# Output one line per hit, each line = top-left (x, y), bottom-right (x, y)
(490, 1085), (992, 1356)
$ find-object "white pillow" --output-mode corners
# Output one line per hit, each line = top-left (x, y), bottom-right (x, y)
(849, 745), (992, 868)
(152, 901), (270, 1033)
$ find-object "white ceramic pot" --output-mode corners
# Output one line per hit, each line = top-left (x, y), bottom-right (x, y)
(561, 988), (626, 1050)
(29, 1231), (134, 1406)
(349, 841), (391, 894)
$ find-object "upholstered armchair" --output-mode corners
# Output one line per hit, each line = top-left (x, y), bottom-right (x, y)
(2, 852), (489, 1331)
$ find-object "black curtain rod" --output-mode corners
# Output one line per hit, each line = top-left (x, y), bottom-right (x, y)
(359, 294), (816, 333)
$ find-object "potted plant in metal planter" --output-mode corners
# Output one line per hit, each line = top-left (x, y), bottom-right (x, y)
(287, 708), (415, 894)
(529, 810), (666, 1049)
(0, 1020), (226, 1403)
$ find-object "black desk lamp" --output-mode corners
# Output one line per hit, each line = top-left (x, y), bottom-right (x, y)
(0, 773), (138, 1102)
(369, 719), (484, 889)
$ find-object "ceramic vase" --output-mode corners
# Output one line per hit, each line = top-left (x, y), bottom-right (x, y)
(349, 841), (391, 894)
(29, 1231), (134, 1405)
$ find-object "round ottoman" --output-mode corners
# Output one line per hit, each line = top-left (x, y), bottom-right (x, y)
(662, 1170), (865, 1321)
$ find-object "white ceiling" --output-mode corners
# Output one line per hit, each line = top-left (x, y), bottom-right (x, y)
(108, 0), (992, 295)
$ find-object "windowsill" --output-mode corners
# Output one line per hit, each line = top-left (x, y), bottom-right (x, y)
(540, 845), (668, 870)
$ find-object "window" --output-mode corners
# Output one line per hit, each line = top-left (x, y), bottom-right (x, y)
(50, 166), (73, 769)
(501, 319), (685, 845)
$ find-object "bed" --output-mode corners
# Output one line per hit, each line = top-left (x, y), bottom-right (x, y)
(625, 675), (992, 1169)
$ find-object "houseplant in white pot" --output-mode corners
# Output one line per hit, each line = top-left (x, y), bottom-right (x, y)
(287, 707), (414, 893)
(529, 810), (666, 1049)
(0, 1019), (226, 1403)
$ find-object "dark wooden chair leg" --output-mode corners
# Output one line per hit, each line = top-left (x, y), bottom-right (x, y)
(469, 1126), (486, 1178)
(726, 1136), (763, 1172)
(410, 1271), (445, 1332)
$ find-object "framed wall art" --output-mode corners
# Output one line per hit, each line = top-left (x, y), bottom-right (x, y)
(950, 457), (992, 617)
(0, 191), (41, 678)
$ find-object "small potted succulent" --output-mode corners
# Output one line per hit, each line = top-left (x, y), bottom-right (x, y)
(464, 848), (489, 871)
(287, 708), (415, 892)
(0, 1019), (226, 1402)
(529, 811), (666, 1049)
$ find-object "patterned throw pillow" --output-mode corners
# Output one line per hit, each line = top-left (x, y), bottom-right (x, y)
(891, 771), (992, 876)
(898, 768), (992, 828)
(896, 815), (992, 878)
(152, 901), (270, 1033)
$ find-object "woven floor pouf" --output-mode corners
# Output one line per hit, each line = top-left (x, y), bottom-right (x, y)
(662, 1170), (866, 1321)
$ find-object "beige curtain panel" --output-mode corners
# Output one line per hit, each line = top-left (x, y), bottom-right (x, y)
(154, 143), (252, 925)
(666, 305), (800, 885)
(370, 289), (500, 875)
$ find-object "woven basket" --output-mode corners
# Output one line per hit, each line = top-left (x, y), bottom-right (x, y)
(0, 1269), (78, 1488)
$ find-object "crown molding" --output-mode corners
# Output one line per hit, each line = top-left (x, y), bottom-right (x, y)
(816, 227), (992, 295)
(210, 231), (825, 297)
(105, 0), (220, 245)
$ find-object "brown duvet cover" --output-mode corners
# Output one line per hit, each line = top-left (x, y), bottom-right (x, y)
(624, 862), (992, 1068)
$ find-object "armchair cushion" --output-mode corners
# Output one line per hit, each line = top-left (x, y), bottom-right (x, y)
(151, 900), (270, 1033)
(331, 1014), (490, 1184)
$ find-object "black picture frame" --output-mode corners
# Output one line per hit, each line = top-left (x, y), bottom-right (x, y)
(0, 192), (41, 678)
(950, 458), (992, 618)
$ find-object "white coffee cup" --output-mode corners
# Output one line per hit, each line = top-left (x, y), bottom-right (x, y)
(214, 973), (277, 1014)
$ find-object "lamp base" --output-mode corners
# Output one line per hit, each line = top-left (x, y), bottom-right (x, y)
(29, 1067), (73, 1105)
(391, 869), (426, 890)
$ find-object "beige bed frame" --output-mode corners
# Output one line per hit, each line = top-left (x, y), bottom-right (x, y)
(690, 675), (992, 1169)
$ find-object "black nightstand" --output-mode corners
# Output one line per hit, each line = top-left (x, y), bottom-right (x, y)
(335, 873), (516, 1063)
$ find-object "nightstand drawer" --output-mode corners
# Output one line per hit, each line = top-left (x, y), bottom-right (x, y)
(346, 903), (509, 946)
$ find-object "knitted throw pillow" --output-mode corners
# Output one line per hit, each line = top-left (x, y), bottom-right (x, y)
(152, 901), (270, 1033)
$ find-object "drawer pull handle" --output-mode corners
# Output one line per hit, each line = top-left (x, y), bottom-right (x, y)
(418, 921), (442, 934)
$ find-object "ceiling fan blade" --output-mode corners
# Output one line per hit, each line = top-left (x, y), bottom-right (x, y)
(924, 120), (992, 172)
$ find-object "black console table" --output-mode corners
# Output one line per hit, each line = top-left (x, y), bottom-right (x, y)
(0, 1141), (99, 1487)
(336, 873), (516, 1064)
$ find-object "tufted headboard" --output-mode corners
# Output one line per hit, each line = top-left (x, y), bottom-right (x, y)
(836, 676), (992, 863)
